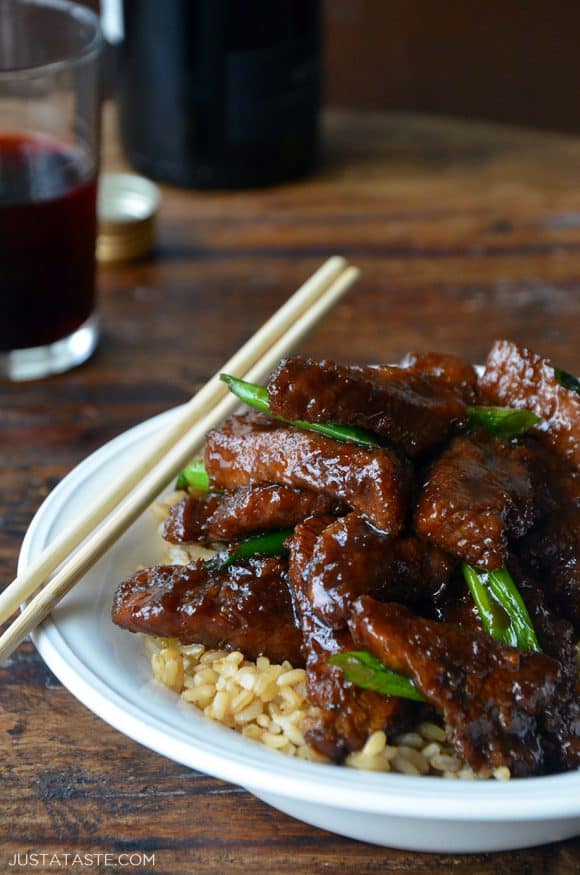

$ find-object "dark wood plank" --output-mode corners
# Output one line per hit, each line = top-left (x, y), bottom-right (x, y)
(1, 107), (579, 873)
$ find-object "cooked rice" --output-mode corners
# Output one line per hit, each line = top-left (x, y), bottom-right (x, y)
(147, 634), (498, 778)
(142, 493), (575, 781)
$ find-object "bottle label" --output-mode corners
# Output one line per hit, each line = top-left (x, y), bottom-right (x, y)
(226, 38), (319, 145)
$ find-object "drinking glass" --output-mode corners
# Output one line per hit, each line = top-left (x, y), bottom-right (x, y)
(0, 0), (102, 381)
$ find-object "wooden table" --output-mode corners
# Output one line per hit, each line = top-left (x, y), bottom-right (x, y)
(2, 108), (579, 874)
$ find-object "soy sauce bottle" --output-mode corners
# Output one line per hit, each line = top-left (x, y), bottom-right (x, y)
(118, 0), (322, 189)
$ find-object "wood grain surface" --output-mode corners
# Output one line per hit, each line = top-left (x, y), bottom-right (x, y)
(1, 106), (579, 874)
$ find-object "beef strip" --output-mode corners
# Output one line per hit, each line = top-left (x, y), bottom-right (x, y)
(415, 430), (535, 569)
(297, 512), (455, 629)
(287, 516), (409, 760)
(437, 553), (579, 770)
(507, 557), (580, 771)
(163, 486), (342, 545)
(299, 513), (394, 629)
(399, 351), (480, 404)
(207, 485), (343, 542)
(520, 513), (580, 634)
(205, 412), (412, 535)
(518, 438), (580, 632)
(382, 535), (456, 608)
(162, 494), (222, 544)
(266, 356), (468, 457)
(112, 557), (304, 666)
(521, 435), (580, 516)
(349, 595), (562, 776)
(437, 587), (485, 634)
(516, 438), (580, 636)
(480, 339), (580, 470)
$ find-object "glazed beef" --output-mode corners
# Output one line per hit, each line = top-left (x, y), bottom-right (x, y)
(437, 587), (485, 635)
(480, 339), (580, 470)
(296, 512), (455, 629)
(298, 513), (394, 629)
(415, 430), (535, 569)
(205, 412), (412, 535)
(349, 596), (562, 776)
(506, 557), (580, 771)
(520, 512), (580, 634)
(207, 485), (343, 542)
(163, 494), (222, 544)
(519, 438), (580, 631)
(117, 345), (579, 778)
(112, 557), (303, 666)
(383, 536), (456, 607)
(287, 516), (409, 760)
(521, 436), (580, 515)
(399, 351), (480, 404)
(266, 356), (467, 457)
(163, 486), (342, 545)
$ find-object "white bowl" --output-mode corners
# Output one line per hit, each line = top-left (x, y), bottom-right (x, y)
(20, 407), (580, 853)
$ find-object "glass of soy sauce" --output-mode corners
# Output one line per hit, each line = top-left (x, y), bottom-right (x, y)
(0, 0), (102, 381)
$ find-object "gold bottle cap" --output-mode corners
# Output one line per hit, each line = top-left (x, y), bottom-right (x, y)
(97, 172), (160, 263)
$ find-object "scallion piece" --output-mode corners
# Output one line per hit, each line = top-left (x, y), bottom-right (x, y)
(175, 458), (210, 493)
(328, 651), (425, 703)
(461, 562), (541, 652)
(465, 405), (541, 438)
(486, 567), (541, 652)
(461, 562), (516, 647)
(214, 529), (292, 570)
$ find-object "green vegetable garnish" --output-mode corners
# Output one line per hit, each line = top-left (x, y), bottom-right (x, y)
(465, 405), (541, 438)
(554, 367), (580, 396)
(328, 651), (425, 703)
(461, 562), (541, 652)
(220, 374), (383, 449)
(212, 529), (292, 570)
(461, 563), (516, 646)
(175, 458), (210, 493)
(486, 567), (541, 652)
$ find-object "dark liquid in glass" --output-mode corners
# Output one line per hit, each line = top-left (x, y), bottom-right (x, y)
(0, 133), (97, 352)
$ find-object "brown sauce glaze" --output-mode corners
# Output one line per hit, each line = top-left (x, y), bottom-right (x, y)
(205, 412), (413, 535)
(267, 356), (467, 457)
(415, 429), (535, 569)
(112, 557), (304, 666)
(480, 339), (580, 470)
(349, 595), (561, 776)
(287, 516), (411, 761)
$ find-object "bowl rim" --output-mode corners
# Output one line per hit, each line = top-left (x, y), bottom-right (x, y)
(21, 405), (580, 823)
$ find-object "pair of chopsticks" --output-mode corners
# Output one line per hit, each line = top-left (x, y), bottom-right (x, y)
(0, 257), (360, 663)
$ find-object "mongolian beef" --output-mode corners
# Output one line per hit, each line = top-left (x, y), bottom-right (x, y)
(112, 341), (580, 778)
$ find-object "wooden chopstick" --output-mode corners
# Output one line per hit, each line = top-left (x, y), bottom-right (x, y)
(0, 261), (359, 663)
(0, 255), (346, 627)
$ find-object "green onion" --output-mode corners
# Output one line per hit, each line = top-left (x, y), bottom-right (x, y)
(175, 458), (210, 493)
(213, 529), (292, 570)
(486, 567), (541, 652)
(554, 367), (580, 396)
(220, 374), (383, 449)
(329, 651), (425, 702)
(466, 405), (541, 438)
(461, 562), (541, 652)
(220, 376), (271, 415)
(461, 562), (517, 646)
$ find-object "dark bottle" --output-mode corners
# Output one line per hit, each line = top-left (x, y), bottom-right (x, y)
(118, 0), (322, 189)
